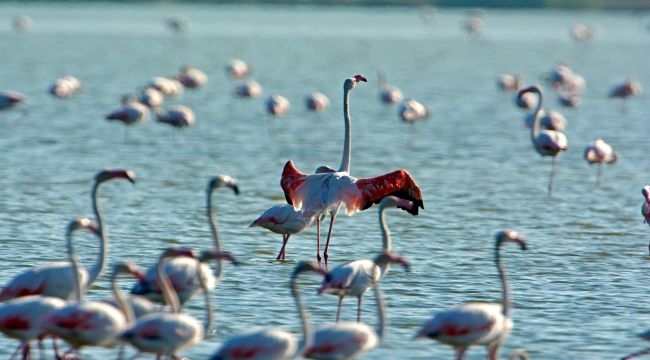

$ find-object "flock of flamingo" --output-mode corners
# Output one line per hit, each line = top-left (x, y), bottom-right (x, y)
(1, 8), (648, 360)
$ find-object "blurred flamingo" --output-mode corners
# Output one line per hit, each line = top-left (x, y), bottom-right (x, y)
(156, 104), (196, 133)
(641, 186), (650, 225)
(415, 230), (528, 360)
(0, 90), (27, 112)
(306, 91), (330, 112)
(0, 169), (135, 301)
(266, 94), (291, 116)
(377, 71), (402, 105)
(281, 74), (424, 267)
(517, 85), (568, 196)
(138, 87), (164, 108)
(49, 76), (83, 98)
(131, 175), (239, 305)
(234, 80), (263, 98)
(497, 74), (521, 92)
(175, 65), (208, 89)
(609, 78), (642, 111)
(250, 203), (312, 261)
(523, 109), (566, 132)
(105, 95), (150, 141)
(226, 59), (251, 79)
(13, 15), (32, 32)
(318, 197), (414, 322)
(304, 253), (399, 359)
(209, 261), (326, 360)
(148, 76), (184, 98)
(583, 138), (617, 186)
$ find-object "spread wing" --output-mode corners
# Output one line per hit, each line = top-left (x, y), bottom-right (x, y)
(354, 169), (424, 215)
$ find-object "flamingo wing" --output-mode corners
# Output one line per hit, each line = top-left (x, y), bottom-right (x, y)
(306, 322), (378, 360)
(280, 160), (308, 208)
(353, 169), (424, 215)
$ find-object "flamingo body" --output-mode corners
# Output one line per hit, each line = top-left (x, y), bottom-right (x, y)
(250, 203), (312, 260)
(497, 74), (520, 92)
(378, 71), (402, 105)
(304, 322), (378, 360)
(583, 138), (617, 165)
(227, 59), (251, 79)
(210, 326), (298, 360)
(49, 76), (83, 98)
(235, 80), (263, 98)
(176, 65), (208, 89)
(266, 94), (290, 116)
(121, 312), (204, 354)
(0, 90), (26, 111)
(138, 87), (164, 108)
(609, 79), (642, 99)
(0, 262), (88, 301)
(641, 186), (650, 225)
(149, 76), (184, 98)
(156, 104), (196, 129)
(306, 92), (330, 112)
(106, 100), (149, 126)
(524, 109), (566, 132)
(398, 98), (431, 124)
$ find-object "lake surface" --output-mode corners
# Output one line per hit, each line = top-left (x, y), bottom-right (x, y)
(1, 2), (650, 359)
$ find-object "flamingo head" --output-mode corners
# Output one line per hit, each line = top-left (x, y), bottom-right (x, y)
(344, 74), (368, 91)
(67, 217), (99, 236)
(642, 186), (650, 202)
(496, 229), (527, 251)
(199, 250), (239, 266)
(292, 261), (327, 279)
(113, 261), (146, 281)
(208, 174), (239, 195)
(375, 251), (411, 271)
(95, 169), (136, 184)
(159, 247), (199, 261)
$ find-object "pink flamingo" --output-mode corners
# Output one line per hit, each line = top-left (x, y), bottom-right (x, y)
(641, 186), (650, 224)
(622, 329), (650, 359)
(49, 76), (83, 98)
(99, 262), (156, 320)
(0, 90), (27, 111)
(609, 78), (642, 111)
(318, 197), (414, 322)
(304, 253), (398, 359)
(266, 94), (291, 116)
(306, 92), (330, 112)
(583, 138), (617, 186)
(281, 74), (424, 267)
(106, 95), (150, 141)
(226, 59), (251, 79)
(131, 175), (239, 305)
(175, 65), (208, 89)
(120, 247), (217, 358)
(138, 87), (164, 109)
(250, 203), (312, 261)
(40, 218), (134, 357)
(414, 230), (527, 360)
(156, 104), (196, 130)
(234, 80), (263, 98)
(497, 74), (521, 92)
(0, 169), (135, 301)
(517, 85), (568, 196)
(148, 76), (184, 98)
(378, 71), (403, 105)
(209, 261), (326, 360)
(0, 217), (98, 360)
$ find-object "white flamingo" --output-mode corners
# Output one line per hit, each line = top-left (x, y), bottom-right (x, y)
(281, 74), (424, 267)
(148, 76), (184, 98)
(304, 253), (396, 360)
(0, 169), (135, 301)
(250, 203), (313, 261)
(131, 175), (239, 304)
(306, 92), (330, 112)
(414, 230), (528, 360)
(209, 261), (326, 360)
(226, 59), (251, 79)
(517, 85), (568, 196)
(105, 95), (150, 141)
(318, 197), (414, 322)
(138, 87), (164, 109)
(120, 248), (208, 358)
(0, 90), (27, 111)
(156, 104), (196, 130)
(497, 74), (521, 92)
(0, 217), (98, 360)
(266, 94), (291, 116)
(175, 65), (208, 89)
(234, 80), (263, 98)
(583, 138), (618, 186)
(377, 71), (402, 105)
(49, 76), (83, 98)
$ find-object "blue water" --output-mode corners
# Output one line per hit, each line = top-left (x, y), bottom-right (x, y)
(1, 2), (650, 359)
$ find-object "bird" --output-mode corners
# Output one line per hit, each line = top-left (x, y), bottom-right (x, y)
(622, 328), (650, 359)
(13, 15), (32, 32)
(266, 94), (291, 116)
(306, 91), (330, 112)
(523, 109), (567, 132)
(156, 104), (196, 130)
(234, 79), (263, 98)
(583, 138), (618, 186)
(48, 75), (83, 98)
(40, 218), (131, 358)
(517, 85), (568, 196)
(641, 186), (650, 226)
(250, 203), (313, 261)
(609, 78), (642, 111)
(398, 98), (431, 124)
(414, 230), (528, 360)
(165, 16), (189, 33)
(0, 90), (27, 112)
(226, 59), (251, 79)
(318, 197), (414, 322)
(304, 253), (396, 360)
(175, 65), (208, 89)
(138, 87), (164, 109)
(99, 261), (156, 320)
(105, 95), (150, 141)
(119, 247), (208, 358)
(148, 76), (184, 98)
(571, 23), (594, 41)
(209, 261), (327, 360)
(0, 169), (135, 301)
(377, 71), (403, 105)
(131, 175), (239, 305)
(281, 74), (424, 267)
(497, 74), (521, 92)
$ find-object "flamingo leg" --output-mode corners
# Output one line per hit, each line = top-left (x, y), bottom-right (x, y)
(548, 156), (558, 196)
(487, 343), (501, 360)
(316, 217), (322, 264)
(323, 212), (337, 268)
(622, 347), (650, 360)
(336, 296), (344, 322)
(357, 295), (363, 322)
(276, 234), (290, 261)
(455, 347), (467, 360)
(596, 163), (603, 187)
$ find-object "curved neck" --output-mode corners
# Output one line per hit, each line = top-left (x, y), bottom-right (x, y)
(66, 229), (84, 302)
(112, 270), (135, 324)
(379, 206), (391, 251)
(528, 88), (543, 142)
(339, 84), (352, 173)
(372, 282), (386, 339)
(89, 182), (108, 288)
(198, 266), (214, 332)
(291, 274), (313, 356)
(207, 187), (225, 281)
(158, 258), (181, 313)
(495, 244), (511, 318)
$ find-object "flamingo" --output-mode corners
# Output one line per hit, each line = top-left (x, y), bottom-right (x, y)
(106, 95), (150, 141)
(148, 76), (184, 98)
(609, 78), (642, 111)
(583, 138), (618, 186)
(209, 261), (327, 360)
(398, 98), (431, 124)
(0, 90), (27, 111)
(226, 59), (251, 79)
(557, 92), (581, 108)
(119, 247), (211, 358)
(0, 169), (135, 301)
(131, 175), (239, 305)
(377, 71), (402, 105)
(250, 203), (313, 261)
(165, 16), (188, 33)
(414, 230), (528, 360)
(523, 109), (567, 132)
(0, 217), (98, 360)
(13, 15), (32, 32)
(571, 23), (594, 41)
(234, 80), (263, 98)
(497, 74), (521, 92)
(175, 65), (208, 89)
(138, 87), (164, 109)
(306, 92), (330, 112)
(99, 261), (156, 319)
(40, 218), (132, 357)
(281, 74), (424, 267)
(517, 85), (568, 196)
(49, 76), (83, 98)
(156, 104), (196, 130)
(318, 197), (414, 322)
(622, 329), (650, 359)
(641, 186), (650, 225)
(266, 94), (291, 116)
(304, 253), (396, 360)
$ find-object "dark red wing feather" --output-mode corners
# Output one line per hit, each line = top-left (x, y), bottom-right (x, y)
(354, 169), (424, 214)
(280, 160), (307, 206)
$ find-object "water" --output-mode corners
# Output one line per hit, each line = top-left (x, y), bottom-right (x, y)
(1, 2), (650, 359)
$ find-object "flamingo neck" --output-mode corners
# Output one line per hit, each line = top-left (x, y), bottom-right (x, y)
(529, 88), (543, 143)
(157, 257), (182, 314)
(66, 228), (84, 302)
(379, 206), (391, 251)
(112, 269), (135, 324)
(339, 84), (352, 173)
(88, 182), (108, 289)
(207, 187), (224, 282)
(198, 264), (214, 331)
(495, 243), (511, 318)
(291, 272), (313, 356)
(373, 282), (386, 339)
